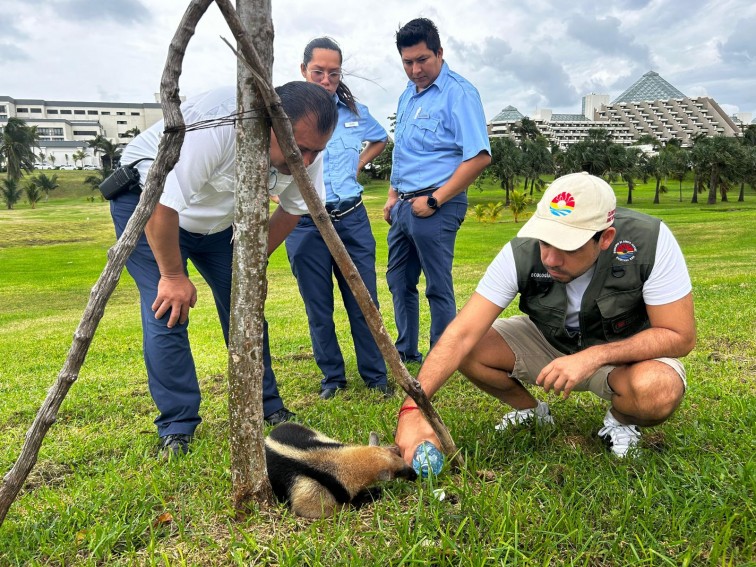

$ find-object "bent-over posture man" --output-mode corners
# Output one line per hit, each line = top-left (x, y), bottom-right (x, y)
(395, 172), (696, 458)
(111, 82), (337, 457)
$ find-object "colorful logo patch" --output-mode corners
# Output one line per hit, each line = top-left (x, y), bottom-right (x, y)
(549, 192), (575, 217)
(613, 240), (637, 262)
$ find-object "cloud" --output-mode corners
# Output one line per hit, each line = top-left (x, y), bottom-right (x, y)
(718, 17), (756, 65)
(52, 0), (150, 23)
(566, 14), (650, 66)
(449, 36), (577, 110)
(0, 44), (30, 61)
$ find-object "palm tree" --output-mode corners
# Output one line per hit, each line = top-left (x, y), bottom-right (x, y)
(31, 173), (59, 200)
(666, 146), (690, 202)
(521, 136), (552, 196)
(513, 117), (541, 142)
(2, 178), (24, 209)
(648, 149), (672, 204)
(0, 117), (40, 182)
(88, 134), (122, 171)
(24, 181), (42, 209)
(72, 150), (88, 168)
(488, 136), (522, 205)
(691, 136), (744, 204)
(508, 190), (532, 223)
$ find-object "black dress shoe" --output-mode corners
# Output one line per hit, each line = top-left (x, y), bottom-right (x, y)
(319, 387), (345, 400)
(159, 433), (192, 458)
(369, 384), (395, 398)
(265, 407), (296, 425)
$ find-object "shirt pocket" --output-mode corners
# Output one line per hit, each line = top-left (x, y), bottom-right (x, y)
(408, 116), (440, 152)
(328, 136), (361, 188)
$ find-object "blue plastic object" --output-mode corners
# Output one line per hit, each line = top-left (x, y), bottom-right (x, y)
(411, 441), (444, 478)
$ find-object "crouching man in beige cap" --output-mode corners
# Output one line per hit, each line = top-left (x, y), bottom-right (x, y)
(395, 172), (696, 458)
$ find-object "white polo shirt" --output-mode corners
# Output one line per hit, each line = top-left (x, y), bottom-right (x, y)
(121, 86), (325, 235)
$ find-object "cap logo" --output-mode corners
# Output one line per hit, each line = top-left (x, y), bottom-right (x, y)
(549, 192), (575, 217)
(613, 240), (637, 262)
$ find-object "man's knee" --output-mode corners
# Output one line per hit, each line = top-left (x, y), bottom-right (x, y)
(459, 328), (516, 379)
(610, 361), (684, 421)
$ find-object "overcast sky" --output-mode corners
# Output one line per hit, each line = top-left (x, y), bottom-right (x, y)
(2, 0), (755, 132)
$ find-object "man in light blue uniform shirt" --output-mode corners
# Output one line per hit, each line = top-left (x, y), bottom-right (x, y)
(383, 18), (491, 363)
(286, 37), (390, 399)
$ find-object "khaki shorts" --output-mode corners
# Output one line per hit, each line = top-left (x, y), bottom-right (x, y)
(492, 316), (687, 401)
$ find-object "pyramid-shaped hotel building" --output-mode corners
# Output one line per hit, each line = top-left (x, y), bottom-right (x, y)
(488, 71), (748, 149)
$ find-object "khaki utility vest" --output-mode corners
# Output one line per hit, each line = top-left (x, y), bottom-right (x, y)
(512, 208), (661, 354)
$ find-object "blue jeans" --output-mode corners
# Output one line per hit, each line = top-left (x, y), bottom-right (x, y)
(285, 204), (387, 390)
(110, 192), (284, 436)
(386, 193), (467, 361)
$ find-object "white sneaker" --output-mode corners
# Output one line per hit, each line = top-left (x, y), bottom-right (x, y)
(598, 409), (641, 458)
(495, 401), (554, 431)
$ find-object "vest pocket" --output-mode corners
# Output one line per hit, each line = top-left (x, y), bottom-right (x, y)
(595, 288), (649, 340)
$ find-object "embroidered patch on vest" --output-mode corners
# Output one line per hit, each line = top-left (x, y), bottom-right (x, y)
(549, 192), (575, 217)
(613, 240), (637, 262)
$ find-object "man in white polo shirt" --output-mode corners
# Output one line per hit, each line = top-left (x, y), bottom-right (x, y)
(395, 172), (696, 459)
(110, 82), (337, 457)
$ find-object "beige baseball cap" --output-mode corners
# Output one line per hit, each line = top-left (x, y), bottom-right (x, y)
(517, 172), (617, 251)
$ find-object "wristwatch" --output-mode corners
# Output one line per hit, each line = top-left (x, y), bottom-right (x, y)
(426, 195), (439, 210)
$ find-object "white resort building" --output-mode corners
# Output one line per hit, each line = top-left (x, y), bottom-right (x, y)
(0, 95), (163, 167)
(488, 71), (748, 149)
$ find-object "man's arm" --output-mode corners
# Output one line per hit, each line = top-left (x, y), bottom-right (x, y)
(145, 203), (197, 328)
(537, 293), (696, 397)
(411, 151), (491, 217)
(395, 292), (504, 462)
(268, 205), (301, 255)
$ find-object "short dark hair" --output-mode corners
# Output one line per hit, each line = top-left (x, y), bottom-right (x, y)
(592, 230), (605, 242)
(396, 18), (442, 54)
(302, 36), (358, 115)
(275, 81), (337, 136)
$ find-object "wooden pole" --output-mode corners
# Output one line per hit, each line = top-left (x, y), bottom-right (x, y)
(226, 0), (276, 511)
(0, 0), (215, 527)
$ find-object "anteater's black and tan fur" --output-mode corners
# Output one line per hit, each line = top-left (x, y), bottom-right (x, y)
(265, 422), (417, 518)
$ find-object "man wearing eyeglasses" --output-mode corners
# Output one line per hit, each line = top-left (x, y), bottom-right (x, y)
(383, 18), (491, 364)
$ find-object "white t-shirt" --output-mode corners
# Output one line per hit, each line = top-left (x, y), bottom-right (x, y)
(121, 86), (325, 235)
(476, 223), (692, 328)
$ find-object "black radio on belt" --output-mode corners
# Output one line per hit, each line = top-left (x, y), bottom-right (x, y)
(98, 158), (153, 200)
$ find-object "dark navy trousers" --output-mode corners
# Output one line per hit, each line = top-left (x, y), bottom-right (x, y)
(285, 204), (387, 390)
(110, 192), (284, 437)
(386, 193), (467, 362)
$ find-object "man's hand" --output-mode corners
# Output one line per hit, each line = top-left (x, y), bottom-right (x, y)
(410, 196), (437, 217)
(383, 189), (399, 224)
(535, 350), (600, 398)
(395, 405), (441, 465)
(152, 273), (197, 328)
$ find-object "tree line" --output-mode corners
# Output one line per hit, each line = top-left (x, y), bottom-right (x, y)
(3, 114), (755, 210)
(487, 119), (756, 206)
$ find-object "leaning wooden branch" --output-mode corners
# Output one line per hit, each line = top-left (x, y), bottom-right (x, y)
(214, 0), (462, 468)
(0, 0), (214, 527)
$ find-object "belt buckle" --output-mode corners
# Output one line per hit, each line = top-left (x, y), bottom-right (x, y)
(329, 208), (342, 221)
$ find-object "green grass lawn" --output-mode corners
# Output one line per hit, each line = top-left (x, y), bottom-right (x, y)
(0, 176), (754, 565)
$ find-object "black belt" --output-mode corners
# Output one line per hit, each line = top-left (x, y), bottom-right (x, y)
(398, 187), (436, 200)
(303, 197), (363, 221)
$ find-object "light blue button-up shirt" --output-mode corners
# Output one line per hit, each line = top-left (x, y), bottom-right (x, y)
(390, 62), (490, 193)
(323, 97), (388, 204)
